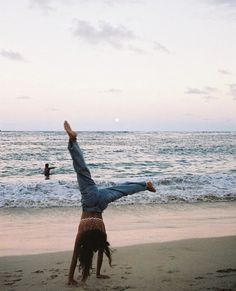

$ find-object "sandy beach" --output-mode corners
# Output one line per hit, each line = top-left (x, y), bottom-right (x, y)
(0, 202), (236, 290)
(0, 236), (236, 291)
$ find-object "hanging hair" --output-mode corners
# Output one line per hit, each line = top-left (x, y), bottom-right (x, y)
(77, 229), (112, 281)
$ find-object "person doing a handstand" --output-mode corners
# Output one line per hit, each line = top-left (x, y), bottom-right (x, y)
(64, 121), (156, 285)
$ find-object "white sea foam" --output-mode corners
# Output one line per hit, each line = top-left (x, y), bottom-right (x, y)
(0, 173), (235, 208)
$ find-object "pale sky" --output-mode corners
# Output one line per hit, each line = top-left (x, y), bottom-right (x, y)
(0, 0), (236, 131)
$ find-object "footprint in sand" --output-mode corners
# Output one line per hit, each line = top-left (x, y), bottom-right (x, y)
(167, 269), (180, 274)
(3, 277), (22, 286)
(4, 281), (15, 286)
(112, 286), (134, 290)
(216, 274), (228, 278)
(13, 278), (22, 281)
(216, 268), (236, 278)
(49, 274), (58, 279)
(32, 270), (44, 274)
(216, 268), (236, 273)
(49, 268), (60, 272)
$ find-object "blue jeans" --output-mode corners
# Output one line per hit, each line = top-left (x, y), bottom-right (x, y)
(68, 140), (147, 213)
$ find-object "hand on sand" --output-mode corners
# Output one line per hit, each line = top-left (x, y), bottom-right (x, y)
(147, 181), (156, 192)
(64, 121), (77, 140)
(96, 274), (110, 279)
(67, 278), (78, 286)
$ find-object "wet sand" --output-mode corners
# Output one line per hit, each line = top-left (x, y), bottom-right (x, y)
(1, 202), (236, 256)
(0, 202), (236, 290)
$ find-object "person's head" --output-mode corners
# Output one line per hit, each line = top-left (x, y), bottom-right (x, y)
(45, 163), (49, 168)
(77, 229), (112, 282)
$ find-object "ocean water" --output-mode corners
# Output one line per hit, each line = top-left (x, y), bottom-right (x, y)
(0, 131), (235, 208)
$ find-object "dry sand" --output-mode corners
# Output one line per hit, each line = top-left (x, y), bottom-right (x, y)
(0, 236), (236, 291)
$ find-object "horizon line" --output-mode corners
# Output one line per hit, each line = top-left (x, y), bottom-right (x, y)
(1, 130), (235, 133)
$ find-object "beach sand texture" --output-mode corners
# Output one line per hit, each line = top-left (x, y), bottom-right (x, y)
(0, 236), (236, 291)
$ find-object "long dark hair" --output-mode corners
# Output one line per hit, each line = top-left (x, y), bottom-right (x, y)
(77, 229), (112, 281)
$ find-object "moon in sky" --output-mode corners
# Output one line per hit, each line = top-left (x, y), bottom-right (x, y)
(115, 118), (119, 123)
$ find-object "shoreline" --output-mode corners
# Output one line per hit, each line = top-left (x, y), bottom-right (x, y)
(1, 236), (236, 291)
(1, 202), (236, 257)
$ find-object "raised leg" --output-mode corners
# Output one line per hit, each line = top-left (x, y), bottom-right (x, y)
(64, 121), (97, 195)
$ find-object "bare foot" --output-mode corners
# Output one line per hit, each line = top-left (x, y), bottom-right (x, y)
(146, 181), (156, 192)
(64, 121), (77, 140)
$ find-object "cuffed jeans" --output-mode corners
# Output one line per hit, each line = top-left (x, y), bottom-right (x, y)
(68, 139), (147, 213)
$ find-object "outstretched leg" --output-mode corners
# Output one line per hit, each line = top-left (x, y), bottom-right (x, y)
(98, 181), (156, 209)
